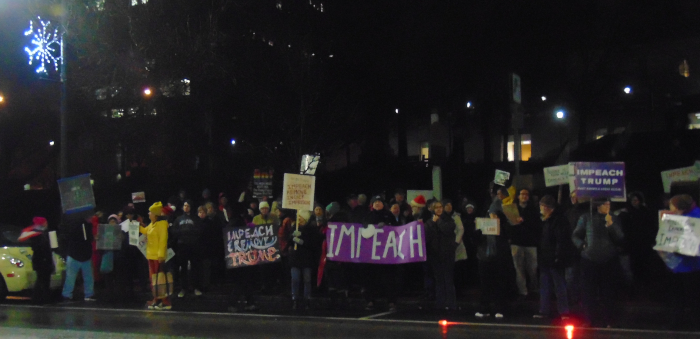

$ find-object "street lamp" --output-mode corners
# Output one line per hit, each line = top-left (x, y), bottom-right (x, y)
(466, 101), (472, 108)
(49, 140), (55, 146)
(143, 87), (152, 96)
(624, 86), (632, 94)
(556, 110), (565, 119)
(0, 95), (4, 103)
(395, 108), (399, 114)
(230, 139), (236, 145)
(541, 96), (547, 101)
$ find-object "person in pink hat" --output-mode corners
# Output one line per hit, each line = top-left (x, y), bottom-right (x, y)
(19, 217), (54, 304)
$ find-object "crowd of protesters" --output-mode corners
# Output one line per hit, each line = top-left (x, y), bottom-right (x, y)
(19, 181), (700, 329)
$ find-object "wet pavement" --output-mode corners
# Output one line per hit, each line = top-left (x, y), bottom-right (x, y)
(1, 304), (700, 339)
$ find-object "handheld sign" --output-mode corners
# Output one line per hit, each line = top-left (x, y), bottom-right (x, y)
(655, 214), (700, 257)
(132, 192), (146, 203)
(544, 165), (569, 187)
(57, 174), (96, 214)
(570, 162), (625, 199)
(282, 174), (315, 211)
(325, 221), (426, 264)
(494, 170), (510, 186)
(96, 224), (122, 250)
(476, 218), (501, 235)
(660, 166), (700, 194)
(223, 224), (281, 268)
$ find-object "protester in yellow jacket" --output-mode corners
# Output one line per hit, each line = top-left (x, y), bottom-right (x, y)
(140, 202), (171, 309)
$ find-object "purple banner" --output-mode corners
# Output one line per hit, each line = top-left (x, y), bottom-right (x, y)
(325, 221), (427, 264)
(572, 162), (626, 199)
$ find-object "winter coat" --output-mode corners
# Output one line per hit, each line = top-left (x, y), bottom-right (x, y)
(30, 229), (54, 273)
(389, 213), (407, 226)
(279, 217), (294, 257)
(170, 213), (203, 254)
(509, 203), (542, 247)
(140, 219), (169, 261)
(449, 212), (467, 261)
(200, 217), (222, 260)
(426, 213), (457, 262)
(252, 213), (279, 226)
(347, 206), (369, 224)
(572, 212), (624, 263)
(67, 221), (94, 262)
(363, 208), (393, 226)
(288, 222), (322, 268)
(539, 210), (576, 268)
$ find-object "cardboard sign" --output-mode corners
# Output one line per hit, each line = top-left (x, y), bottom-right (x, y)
(544, 165), (570, 187)
(655, 214), (700, 257)
(282, 173), (315, 211)
(252, 169), (274, 199)
(476, 218), (501, 235)
(57, 174), (96, 214)
(132, 192), (146, 203)
(223, 224), (281, 268)
(96, 224), (122, 250)
(325, 221), (427, 264)
(502, 203), (521, 225)
(661, 166), (700, 194)
(494, 169), (510, 186)
(570, 162), (625, 199)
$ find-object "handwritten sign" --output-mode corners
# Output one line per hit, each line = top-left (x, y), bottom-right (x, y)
(476, 218), (501, 235)
(96, 224), (122, 250)
(544, 165), (570, 187)
(494, 169), (510, 186)
(655, 214), (700, 256)
(223, 224), (281, 268)
(570, 162), (625, 199)
(123, 221), (140, 246)
(57, 174), (96, 214)
(282, 173), (315, 211)
(325, 221), (427, 264)
(661, 166), (700, 194)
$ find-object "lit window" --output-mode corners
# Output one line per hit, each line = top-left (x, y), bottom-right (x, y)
(131, 0), (148, 5)
(128, 107), (138, 116)
(111, 108), (124, 119)
(276, 0), (282, 9)
(95, 88), (107, 100)
(506, 134), (531, 162)
(181, 79), (191, 96)
(688, 113), (700, 129)
(149, 109), (157, 116)
(420, 141), (430, 161)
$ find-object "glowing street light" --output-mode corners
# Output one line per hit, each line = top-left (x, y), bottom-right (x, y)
(541, 96), (547, 101)
(466, 101), (472, 108)
(395, 108), (399, 114)
(230, 139), (236, 145)
(143, 88), (152, 96)
(556, 110), (565, 119)
(49, 140), (55, 146)
(0, 95), (4, 103)
(623, 86), (632, 94)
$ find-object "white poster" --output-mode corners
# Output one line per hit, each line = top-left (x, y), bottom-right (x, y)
(494, 169), (510, 186)
(128, 222), (140, 246)
(655, 214), (700, 257)
(282, 173), (316, 211)
(544, 165), (569, 187)
(660, 166), (700, 194)
(476, 218), (501, 236)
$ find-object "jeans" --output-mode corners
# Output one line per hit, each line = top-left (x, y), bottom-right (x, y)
(62, 256), (94, 299)
(291, 267), (311, 300)
(580, 257), (621, 325)
(565, 261), (581, 305)
(176, 247), (201, 291)
(478, 260), (510, 313)
(539, 266), (569, 316)
(511, 245), (538, 295)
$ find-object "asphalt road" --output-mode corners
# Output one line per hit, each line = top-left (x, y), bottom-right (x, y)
(1, 304), (699, 339)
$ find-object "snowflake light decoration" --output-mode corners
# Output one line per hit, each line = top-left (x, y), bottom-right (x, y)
(24, 17), (63, 74)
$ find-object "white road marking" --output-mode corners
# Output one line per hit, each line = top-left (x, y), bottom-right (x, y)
(358, 311), (395, 319)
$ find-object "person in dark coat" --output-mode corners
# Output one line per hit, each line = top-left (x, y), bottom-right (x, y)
(362, 196), (398, 311)
(23, 217), (54, 304)
(172, 200), (204, 297)
(288, 209), (322, 310)
(535, 195), (575, 319)
(510, 189), (542, 298)
(62, 211), (96, 301)
(426, 200), (458, 310)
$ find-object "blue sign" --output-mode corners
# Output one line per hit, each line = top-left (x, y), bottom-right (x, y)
(57, 174), (96, 214)
(571, 162), (625, 199)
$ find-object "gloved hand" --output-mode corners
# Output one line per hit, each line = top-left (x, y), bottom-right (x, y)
(293, 237), (304, 245)
(292, 230), (302, 237)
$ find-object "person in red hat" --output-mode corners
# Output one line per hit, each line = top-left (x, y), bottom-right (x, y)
(20, 217), (54, 304)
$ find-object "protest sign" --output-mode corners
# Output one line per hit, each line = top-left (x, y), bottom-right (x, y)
(476, 218), (501, 235)
(132, 192), (146, 203)
(325, 221), (427, 264)
(282, 173), (315, 211)
(137, 234), (147, 257)
(49, 231), (58, 249)
(223, 224), (281, 268)
(655, 214), (700, 257)
(252, 169), (274, 199)
(300, 154), (321, 175)
(502, 203), (521, 225)
(494, 169), (510, 186)
(57, 174), (96, 214)
(570, 162), (625, 199)
(96, 224), (122, 250)
(124, 221), (139, 246)
(661, 166), (700, 194)
(544, 165), (569, 187)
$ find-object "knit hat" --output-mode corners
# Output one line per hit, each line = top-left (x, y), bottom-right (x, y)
(410, 195), (426, 208)
(465, 204), (475, 209)
(259, 201), (270, 209)
(298, 210), (312, 223)
(149, 202), (163, 216)
(326, 202), (340, 216)
(370, 195), (384, 206)
(162, 206), (173, 216)
(108, 214), (119, 222)
(33, 216), (47, 226)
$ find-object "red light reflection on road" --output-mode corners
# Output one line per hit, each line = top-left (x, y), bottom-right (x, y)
(565, 325), (574, 339)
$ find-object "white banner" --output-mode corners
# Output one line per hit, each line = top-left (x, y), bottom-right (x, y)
(661, 166), (700, 194)
(655, 214), (700, 257)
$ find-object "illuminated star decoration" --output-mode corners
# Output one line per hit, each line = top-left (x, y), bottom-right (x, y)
(24, 17), (63, 74)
